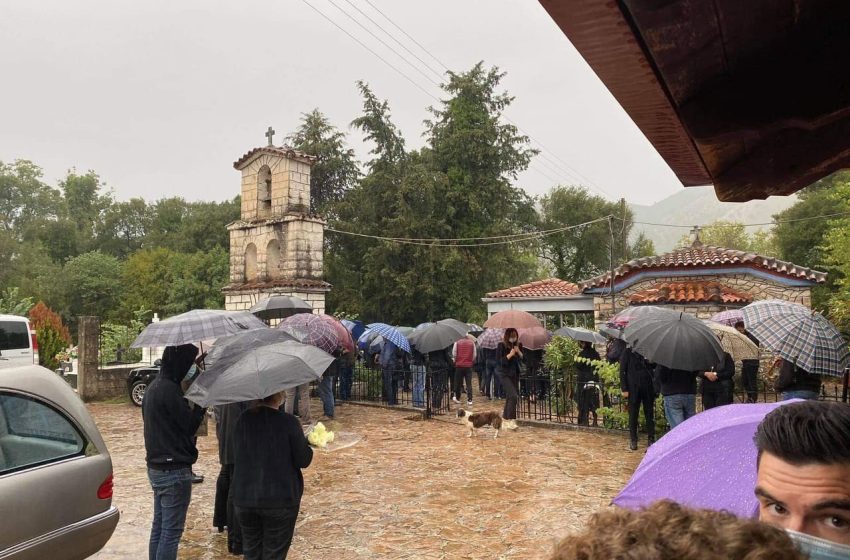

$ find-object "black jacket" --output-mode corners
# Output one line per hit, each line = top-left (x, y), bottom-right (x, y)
(775, 360), (821, 394)
(741, 331), (760, 374)
(232, 406), (313, 509)
(700, 352), (735, 394)
(497, 342), (522, 377)
(214, 401), (250, 466)
(606, 339), (626, 364)
(619, 348), (655, 395)
(655, 365), (699, 396)
(576, 346), (601, 384)
(143, 375), (206, 470)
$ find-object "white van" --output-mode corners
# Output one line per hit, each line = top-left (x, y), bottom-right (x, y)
(0, 315), (38, 369)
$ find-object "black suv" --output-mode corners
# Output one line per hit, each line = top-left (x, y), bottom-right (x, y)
(127, 360), (160, 407)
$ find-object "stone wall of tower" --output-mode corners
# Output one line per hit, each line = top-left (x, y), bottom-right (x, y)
(239, 154), (312, 222)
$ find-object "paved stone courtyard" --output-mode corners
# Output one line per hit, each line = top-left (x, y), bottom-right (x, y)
(90, 399), (641, 559)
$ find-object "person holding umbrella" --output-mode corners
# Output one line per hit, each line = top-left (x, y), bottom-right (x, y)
(700, 351), (735, 410)
(497, 328), (523, 428)
(774, 358), (821, 401)
(734, 321), (761, 402)
(231, 390), (313, 560)
(619, 347), (657, 451)
(575, 341), (601, 426)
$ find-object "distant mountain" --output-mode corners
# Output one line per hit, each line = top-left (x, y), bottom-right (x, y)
(629, 187), (797, 253)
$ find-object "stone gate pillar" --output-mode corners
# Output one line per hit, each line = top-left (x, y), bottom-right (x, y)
(77, 316), (100, 402)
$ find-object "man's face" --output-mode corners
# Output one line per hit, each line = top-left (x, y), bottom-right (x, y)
(756, 452), (850, 545)
(735, 323), (746, 334)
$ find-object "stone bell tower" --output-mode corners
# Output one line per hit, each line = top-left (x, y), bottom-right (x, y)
(223, 127), (331, 314)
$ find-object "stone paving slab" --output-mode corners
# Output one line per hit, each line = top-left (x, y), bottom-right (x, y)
(90, 399), (641, 559)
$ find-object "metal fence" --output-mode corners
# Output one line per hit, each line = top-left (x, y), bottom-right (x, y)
(334, 361), (451, 417)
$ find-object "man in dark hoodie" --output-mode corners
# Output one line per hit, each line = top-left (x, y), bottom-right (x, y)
(143, 344), (206, 560)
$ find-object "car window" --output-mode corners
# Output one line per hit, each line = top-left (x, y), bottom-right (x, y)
(0, 393), (85, 474)
(0, 321), (29, 351)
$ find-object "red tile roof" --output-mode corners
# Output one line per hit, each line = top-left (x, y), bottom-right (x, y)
(486, 278), (581, 299)
(628, 282), (753, 305)
(233, 146), (318, 170)
(581, 243), (827, 289)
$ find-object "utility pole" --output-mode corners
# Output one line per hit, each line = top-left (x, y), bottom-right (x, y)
(608, 216), (616, 315)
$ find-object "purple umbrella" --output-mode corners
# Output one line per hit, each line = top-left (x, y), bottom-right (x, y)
(613, 400), (800, 518)
(277, 313), (340, 354)
(477, 328), (505, 350)
(711, 309), (745, 327)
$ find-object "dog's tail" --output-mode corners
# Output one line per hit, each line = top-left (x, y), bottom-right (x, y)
(493, 415), (503, 431)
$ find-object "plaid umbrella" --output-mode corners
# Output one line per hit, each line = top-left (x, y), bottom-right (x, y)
(131, 309), (267, 348)
(518, 327), (552, 350)
(704, 321), (760, 361)
(477, 328), (505, 350)
(366, 323), (411, 353)
(467, 323), (484, 333)
(710, 309), (745, 327)
(278, 313), (340, 354)
(484, 310), (542, 329)
(742, 300), (850, 377)
(318, 314), (355, 354)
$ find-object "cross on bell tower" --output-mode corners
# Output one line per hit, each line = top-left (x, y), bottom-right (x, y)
(265, 126), (275, 147)
(690, 225), (703, 246)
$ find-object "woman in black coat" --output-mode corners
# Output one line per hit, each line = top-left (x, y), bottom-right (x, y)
(575, 341), (601, 426)
(496, 328), (523, 425)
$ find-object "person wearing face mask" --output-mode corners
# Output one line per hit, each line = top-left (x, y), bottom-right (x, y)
(754, 400), (850, 556)
(496, 328), (523, 430)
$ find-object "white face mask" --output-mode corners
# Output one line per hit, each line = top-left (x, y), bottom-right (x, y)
(787, 530), (850, 559)
(509, 337), (517, 344)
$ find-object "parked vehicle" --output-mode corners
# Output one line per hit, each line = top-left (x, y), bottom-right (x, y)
(0, 365), (119, 559)
(127, 360), (160, 407)
(0, 315), (38, 370)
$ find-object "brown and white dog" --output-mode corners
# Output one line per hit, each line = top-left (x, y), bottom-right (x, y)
(457, 409), (503, 439)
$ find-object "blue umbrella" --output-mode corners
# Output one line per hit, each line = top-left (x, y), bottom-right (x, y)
(366, 323), (411, 353)
(357, 329), (380, 351)
(342, 319), (366, 341)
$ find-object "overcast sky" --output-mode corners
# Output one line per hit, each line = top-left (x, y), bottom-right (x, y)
(0, 0), (685, 206)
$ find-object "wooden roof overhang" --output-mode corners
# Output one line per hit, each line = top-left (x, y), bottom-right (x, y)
(539, 0), (850, 201)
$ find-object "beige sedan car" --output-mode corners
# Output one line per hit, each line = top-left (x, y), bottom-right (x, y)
(0, 365), (119, 559)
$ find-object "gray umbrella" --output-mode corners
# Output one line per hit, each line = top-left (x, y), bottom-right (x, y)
(184, 340), (334, 407)
(599, 325), (623, 340)
(131, 309), (268, 348)
(409, 324), (465, 353)
(623, 308), (724, 371)
(203, 328), (298, 373)
(554, 326), (606, 344)
(437, 318), (470, 336)
(249, 295), (312, 322)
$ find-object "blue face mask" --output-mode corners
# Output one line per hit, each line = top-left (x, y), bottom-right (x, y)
(787, 530), (850, 559)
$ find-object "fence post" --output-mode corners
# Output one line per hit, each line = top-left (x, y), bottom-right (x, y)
(425, 369), (432, 419)
(77, 316), (100, 402)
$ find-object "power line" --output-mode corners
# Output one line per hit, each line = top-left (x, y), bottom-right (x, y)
(326, 215), (612, 247)
(623, 210), (850, 229)
(306, 0), (613, 197)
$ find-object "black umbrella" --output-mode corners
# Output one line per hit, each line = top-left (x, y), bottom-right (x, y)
(623, 308), (724, 371)
(409, 324), (465, 353)
(554, 326), (606, 344)
(437, 318), (470, 336)
(249, 295), (312, 322)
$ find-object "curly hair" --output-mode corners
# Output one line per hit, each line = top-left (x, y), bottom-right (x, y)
(550, 501), (804, 560)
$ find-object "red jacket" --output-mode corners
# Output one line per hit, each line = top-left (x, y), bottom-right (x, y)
(453, 338), (476, 368)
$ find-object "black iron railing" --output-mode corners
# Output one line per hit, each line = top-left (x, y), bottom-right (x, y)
(335, 361), (451, 417)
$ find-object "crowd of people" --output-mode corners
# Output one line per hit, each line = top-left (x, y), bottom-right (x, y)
(139, 318), (846, 560)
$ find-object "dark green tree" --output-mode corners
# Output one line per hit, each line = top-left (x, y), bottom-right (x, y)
(60, 170), (113, 253)
(287, 109), (360, 215)
(61, 251), (122, 320)
(96, 198), (150, 258)
(538, 186), (633, 281)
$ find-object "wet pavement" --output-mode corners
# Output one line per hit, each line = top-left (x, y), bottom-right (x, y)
(90, 397), (641, 559)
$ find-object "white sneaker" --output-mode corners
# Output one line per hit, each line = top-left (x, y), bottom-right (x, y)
(504, 419), (518, 431)
(467, 401), (473, 406)
(452, 397), (460, 404)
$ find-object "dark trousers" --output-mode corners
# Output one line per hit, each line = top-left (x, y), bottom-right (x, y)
(214, 464), (243, 554)
(475, 366), (484, 392)
(703, 390), (733, 410)
(339, 366), (353, 400)
(499, 372), (519, 420)
(454, 367), (473, 401)
(576, 384), (599, 426)
(382, 366), (398, 405)
(237, 506), (299, 560)
(628, 389), (655, 443)
(742, 361), (759, 403)
(430, 368), (448, 409)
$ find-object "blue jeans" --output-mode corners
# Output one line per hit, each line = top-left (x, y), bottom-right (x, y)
(782, 390), (820, 401)
(663, 394), (696, 429)
(317, 375), (335, 417)
(484, 359), (498, 398)
(339, 366), (353, 400)
(411, 364), (426, 408)
(148, 467), (193, 560)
